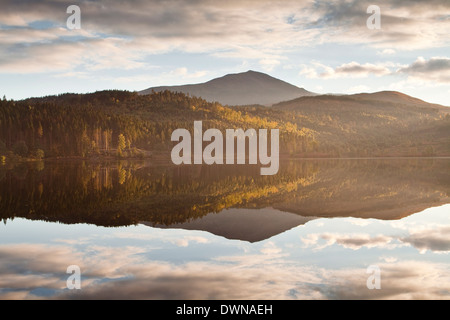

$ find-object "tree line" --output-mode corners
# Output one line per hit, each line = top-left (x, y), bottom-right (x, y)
(0, 90), (317, 161)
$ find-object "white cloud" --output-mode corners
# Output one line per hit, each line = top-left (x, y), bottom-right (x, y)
(377, 49), (396, 56)
(380, 256), (398, 263)
(1, 241), (450, 300)
(302, 232), (396, 251)
(300, 61), (392, 79)
(397, 56), (450, 83)
(174, 235), (210, 247)
(301, 220), (450, 254)
(0, 37), (148, 74)
(299, 56), (450, 87)
(260, 241), (283, 255)
(169, 67), (208, 79)
(400, 226), (450, 254)
(1, 0), (449, 76)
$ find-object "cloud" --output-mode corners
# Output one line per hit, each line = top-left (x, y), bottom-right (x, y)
(377, 49), (396, 56)
(301, 232), (395, 251)
(397, 57), (450, 83)
(300, 61), (392, 79)
(169, 68), (208, 79)
(260, 241), (283, 255)
(306, 0), (450, 50)
(173, 235), (210, 247)
(319, 260), (450, 300)
(1, 241), (450, 300)
(301, 222), (450, 254)
(1, 0), (450, 76)
(334, 62), (391, 77)
(400, 226), (450, 254)
(0, 37), (148, 74)
(299, 56), (450, 84)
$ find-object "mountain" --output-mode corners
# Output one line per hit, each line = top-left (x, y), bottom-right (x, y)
(139, 70), (315, 106)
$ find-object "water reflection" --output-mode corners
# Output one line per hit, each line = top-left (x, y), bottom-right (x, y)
(1, 159), (449, 241)
(0, 205), (449, 299)
(0, 159), (449, 299)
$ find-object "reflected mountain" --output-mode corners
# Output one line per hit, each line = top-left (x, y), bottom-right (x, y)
(148, 208), (317, 243)
(0, 159), (449, 242)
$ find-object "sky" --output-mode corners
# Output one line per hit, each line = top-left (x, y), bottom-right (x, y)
(0, 0), (449, 105)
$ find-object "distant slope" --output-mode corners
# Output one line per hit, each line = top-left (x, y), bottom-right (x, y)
(273, 91), (450, 157)
(274, 90), (449, 112)
(139, 70), (315, 106)
(351, 91), (449, 111)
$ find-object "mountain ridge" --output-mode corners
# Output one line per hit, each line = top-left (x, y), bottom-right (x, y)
(139, 70), (316, 106)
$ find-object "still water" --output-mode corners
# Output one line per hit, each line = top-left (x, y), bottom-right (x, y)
(0, 159), (449, 299)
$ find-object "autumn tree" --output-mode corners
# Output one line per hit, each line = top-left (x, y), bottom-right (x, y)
(117, 133), (126, 158)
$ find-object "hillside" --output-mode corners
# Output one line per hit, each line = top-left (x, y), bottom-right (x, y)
(273, 92), (450, 157)
(1, 84), (449, 162)
(351, 91), (449, 110)
(139, 70), (315, 106)
(0, 90), (313, 160)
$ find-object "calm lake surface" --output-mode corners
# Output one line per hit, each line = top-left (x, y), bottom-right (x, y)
(0, 158), (449, 299)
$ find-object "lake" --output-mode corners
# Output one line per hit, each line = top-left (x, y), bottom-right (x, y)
(0, 158), (449, 299)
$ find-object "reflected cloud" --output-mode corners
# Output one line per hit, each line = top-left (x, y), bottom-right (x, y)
(301, 228), (450, 254)
(1, 204), (450, 300)
(401, 226), (450, 254)
(315, 261), (450, 300)
(173, 236), (210, 247)
(1, 241), (449, 300)
(300, 208), (450, 254)
(301, 233), (396, 251)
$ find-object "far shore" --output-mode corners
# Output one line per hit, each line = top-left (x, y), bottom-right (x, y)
(4, 152), (450, 166)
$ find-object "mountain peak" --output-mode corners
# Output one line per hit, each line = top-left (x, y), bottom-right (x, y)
(139, 71), (315, 106)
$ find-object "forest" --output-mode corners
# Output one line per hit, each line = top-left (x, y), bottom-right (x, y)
(0, 89), (449, 163)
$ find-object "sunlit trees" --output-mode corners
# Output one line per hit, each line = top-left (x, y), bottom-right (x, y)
(34, 149), (45, 160)
(1, 89), (447, 159)
(117, 133), (126, 158)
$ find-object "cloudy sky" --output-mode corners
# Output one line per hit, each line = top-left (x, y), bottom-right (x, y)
(1, 0), (450, 105)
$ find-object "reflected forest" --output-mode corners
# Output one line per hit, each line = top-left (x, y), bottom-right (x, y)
(1, 159), (449, 231)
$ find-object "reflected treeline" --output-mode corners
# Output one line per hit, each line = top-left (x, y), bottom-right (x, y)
(0, 159), (449, 227)
(0, 160), (315, 226)
(275, 159), (450, 220)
